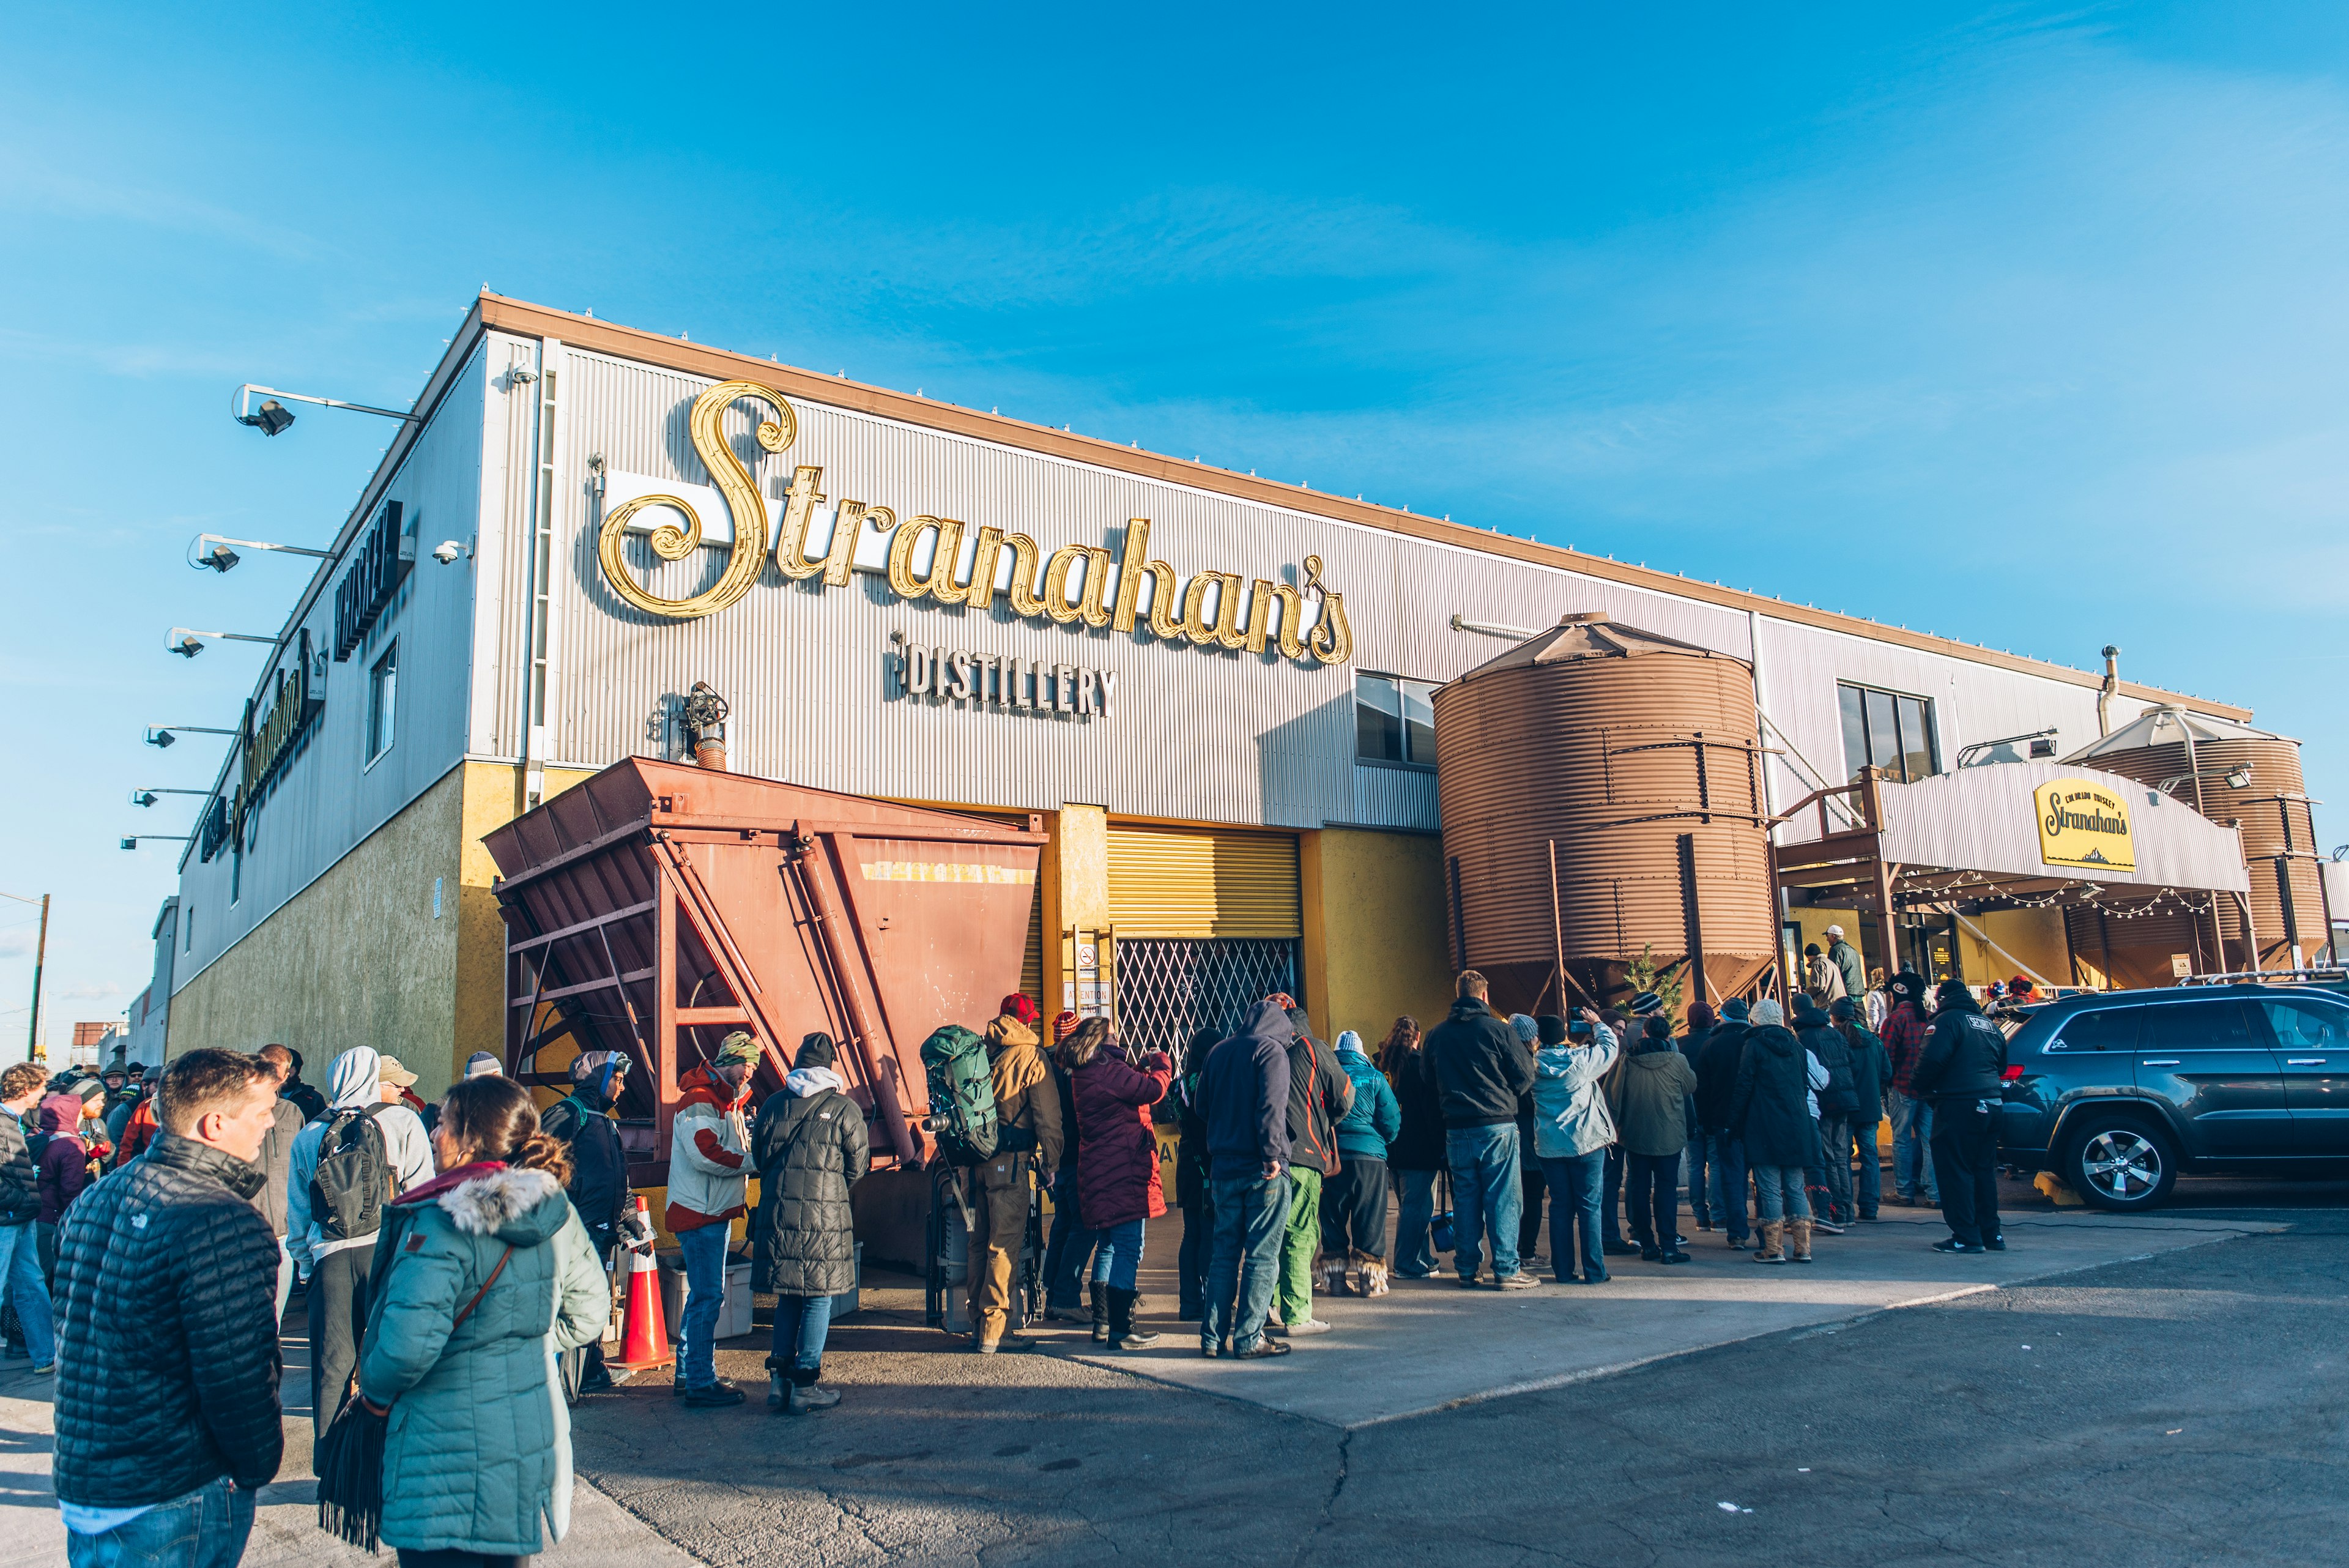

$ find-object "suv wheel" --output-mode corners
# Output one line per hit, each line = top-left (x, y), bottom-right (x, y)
(2062, 1118), (2178, 1211)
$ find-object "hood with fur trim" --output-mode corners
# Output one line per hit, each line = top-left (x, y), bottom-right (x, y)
(403, 1163), (571, 1247)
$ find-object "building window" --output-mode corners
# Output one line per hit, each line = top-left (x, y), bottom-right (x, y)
(1356, 672), (1437, 766)
(1838, 681), (1939, 784)
(368, 641), (399, 764)
(185, 907), (195, 952)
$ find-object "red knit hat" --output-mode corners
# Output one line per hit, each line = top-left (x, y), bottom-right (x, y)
(1051, 1009), (1080, 1043)
(999, 992), (1041, 1025)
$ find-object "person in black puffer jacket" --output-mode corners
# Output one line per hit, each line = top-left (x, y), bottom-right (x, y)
(1794, 995), (1858, 1230)
(1173, 1028), (1220, 1320)
(1379, 1018), (1442, 1278)
(1912, 981), (2009, 1254)
(752, 1033), (870, 1413)
(1693, 1002), (1753, 1248)
(52, 1049), (283, 1563)
(1727, 1000), (1823, 1263)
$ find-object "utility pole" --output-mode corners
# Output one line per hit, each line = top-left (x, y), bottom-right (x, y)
(4, 891), (46, 1063)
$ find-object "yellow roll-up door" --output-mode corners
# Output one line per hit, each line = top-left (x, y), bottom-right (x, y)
(1106, 825), (1301, 939)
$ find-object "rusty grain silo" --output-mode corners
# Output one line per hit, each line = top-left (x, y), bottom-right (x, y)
(1431, 613), (1778, 1017)
(2066, 708), (2332, 972)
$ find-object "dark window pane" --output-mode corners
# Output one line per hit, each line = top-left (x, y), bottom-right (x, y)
(1865, 688), (1901, 774)
(1839, 685), (1869, 786)
(1356, 674), (1403, 761)
(1402, 680), (1436, 764)
(2139, 1000), (2259, 1053)
(1897, 696), (1935, 781)
(2055, 1009), (2140, 1052)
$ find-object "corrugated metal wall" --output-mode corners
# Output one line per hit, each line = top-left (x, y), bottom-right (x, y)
(1106, 825), (1302, 938)
(173, 346), (490, 992)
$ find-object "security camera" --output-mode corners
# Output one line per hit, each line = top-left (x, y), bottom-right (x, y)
(239, 399), (295, 436)
(431, 540), (464, 565)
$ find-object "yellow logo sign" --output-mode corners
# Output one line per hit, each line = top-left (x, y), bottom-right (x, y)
(2035, 778), (2136, 872)
(595, 380), (1352, 665)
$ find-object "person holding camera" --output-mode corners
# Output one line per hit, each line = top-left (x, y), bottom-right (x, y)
(1059, 1018), (1171, 1351)
(1531, 1009), (1619, 1284)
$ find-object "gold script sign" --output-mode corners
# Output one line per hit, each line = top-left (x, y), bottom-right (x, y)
(596, 381), (1353, 665)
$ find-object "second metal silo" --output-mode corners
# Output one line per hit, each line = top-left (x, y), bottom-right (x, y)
(2066, 707), (2334, 972)
(1431, 612), (1778, 1017)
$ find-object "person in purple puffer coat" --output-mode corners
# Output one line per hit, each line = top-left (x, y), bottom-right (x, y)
(1061, 1018), (1172, 1351)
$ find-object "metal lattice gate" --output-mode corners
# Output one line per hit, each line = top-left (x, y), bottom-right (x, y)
(1113, 938), (1299, 1058)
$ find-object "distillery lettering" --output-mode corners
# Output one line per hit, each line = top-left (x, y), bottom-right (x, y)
(596, 380), (1352, 666)
(889, 631), (1118, 719)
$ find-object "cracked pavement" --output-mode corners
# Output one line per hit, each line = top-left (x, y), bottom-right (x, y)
(572, 1179), (2349, 1567)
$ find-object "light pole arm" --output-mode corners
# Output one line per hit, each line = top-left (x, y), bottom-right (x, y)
(233, 383), (419, 424)
(197, 533), (332, 559)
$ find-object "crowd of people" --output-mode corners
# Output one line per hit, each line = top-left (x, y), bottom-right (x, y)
(1, 942), (2020, 1566)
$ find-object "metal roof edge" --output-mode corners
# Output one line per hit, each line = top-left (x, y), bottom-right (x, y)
(469, 291), (2252, 723)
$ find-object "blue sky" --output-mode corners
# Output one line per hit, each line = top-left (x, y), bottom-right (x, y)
(4, 3), (2345, 1044)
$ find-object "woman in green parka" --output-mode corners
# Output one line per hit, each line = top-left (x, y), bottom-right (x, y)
(357, 1074), (609, 1568)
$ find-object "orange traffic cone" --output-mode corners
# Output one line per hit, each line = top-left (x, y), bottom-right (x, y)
(610, 1196), (674, 1371)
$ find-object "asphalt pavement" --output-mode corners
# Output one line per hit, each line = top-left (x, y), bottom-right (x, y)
(570, 1175), (2349, 1567)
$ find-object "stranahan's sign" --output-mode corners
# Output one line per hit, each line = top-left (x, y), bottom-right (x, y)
(593, 380), (1353, 666)
(2035, 778), (2136, 872)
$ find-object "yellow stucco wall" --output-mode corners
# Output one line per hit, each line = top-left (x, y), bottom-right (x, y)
(169, 759), (604, 1098)
(168, 763), (470, 1090)
(455, 761), (598, 1096)
(1042, 804), (1108, 1016)
(1301, 828), (1454, 1050)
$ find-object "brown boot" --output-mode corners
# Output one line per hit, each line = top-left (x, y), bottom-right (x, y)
(1789, 1218), (1814, 1263)
(1754, 1220), (1786, 1264)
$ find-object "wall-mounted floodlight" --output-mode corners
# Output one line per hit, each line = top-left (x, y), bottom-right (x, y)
(120, 836), (191, 850)
(2225, 765), (2253, 790)
(166, 626), (278, 658)
(145, 724), (238, 748)
(1956, 727), (2061, 768)
(232, 382), (421, 436)
(191, 533), (332, 573)
(130, 789), (211, 808)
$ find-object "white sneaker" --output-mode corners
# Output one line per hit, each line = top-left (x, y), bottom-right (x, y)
(1279, 1318), (1332, 1336)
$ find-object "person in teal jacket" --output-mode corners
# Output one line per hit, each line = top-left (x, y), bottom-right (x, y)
(357, 1074), (609, 1565)
(1318, 1030), (1403, 1298)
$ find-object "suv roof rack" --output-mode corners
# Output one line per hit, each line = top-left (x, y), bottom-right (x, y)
(2176, 966), (2348, 988)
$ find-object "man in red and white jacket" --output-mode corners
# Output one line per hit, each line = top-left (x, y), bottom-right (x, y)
(666, 1032), (759, 1406)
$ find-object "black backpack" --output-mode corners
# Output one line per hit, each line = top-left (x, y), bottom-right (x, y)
(312, 1105), (392, 1241)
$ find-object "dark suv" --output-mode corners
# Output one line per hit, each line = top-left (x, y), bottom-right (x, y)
(1998, 983), (2349, 1210)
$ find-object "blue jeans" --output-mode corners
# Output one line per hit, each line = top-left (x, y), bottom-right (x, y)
(768, 1292), (833, 1384)
(1042, 1169), (1099, 1309)
(1706, 1133), (1750, 1243)
(1445, 1124), (1524, 1281)
(1202, 1172), (1290, 1351)
(1089, 1218), (1146, 1291)
(1391, 1168), (1439, 1276)
(1683, 1136), (1713, 1227)
(1625, 1151), (1681, 1251)
(1753, 1164), (1811, 1223)
(1539, 1151), (1606, 1281)
(1841, 1120), (1884, 1219)
(66, 1476), (253, 1568)
(677, 1222), (728, 1389)
(1891, 1092), (1937, 1200)
(0, 1222), (54, 1365)
(1601, 1145), (1626, 1244)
